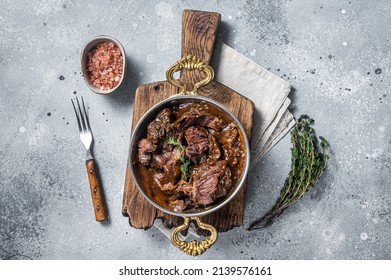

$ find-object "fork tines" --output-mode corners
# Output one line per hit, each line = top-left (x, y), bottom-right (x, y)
(71, 96), (90, 132)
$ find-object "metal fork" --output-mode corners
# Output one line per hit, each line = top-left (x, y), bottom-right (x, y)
(71, 96), (108, 222)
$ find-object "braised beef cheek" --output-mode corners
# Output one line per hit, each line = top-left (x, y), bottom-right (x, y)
(135, 101), (246, 212)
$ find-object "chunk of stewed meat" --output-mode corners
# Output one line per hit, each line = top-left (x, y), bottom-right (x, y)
(184, 126), (222, 164)
(184, 126), (209, 164)
(175, 108), (224, 131)
(207, 132), (221, 164)
(147, 108), (173, 144)
(169, 197), (188, 212)
(163, 161), (181, 184)
(161, 182), (177, 193)
(152, 170), (181, 194)
(150, 147), (182, 187)
(221, 123), (241, 166)
(156, 108), (172, 123)
(138, 138), (156, 165)
(186, 160), (232, 206)
(215, 160), (233, 197)
(151, 146), (182, 170)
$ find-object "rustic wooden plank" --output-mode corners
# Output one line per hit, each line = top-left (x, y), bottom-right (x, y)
(181, 10), (220, 94)
(122, 10), (255, 233)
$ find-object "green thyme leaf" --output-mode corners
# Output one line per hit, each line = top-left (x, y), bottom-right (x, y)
(167, 137), (191, 180)
(167, 137), (175, 145)
(248, 115), (330, 230)
(167, 137), (180, 146)
(180, 161), (190, 180)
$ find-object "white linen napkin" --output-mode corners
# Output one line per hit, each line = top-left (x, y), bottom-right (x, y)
(211, 41), (295, 168)
(155, 41), (295, 237)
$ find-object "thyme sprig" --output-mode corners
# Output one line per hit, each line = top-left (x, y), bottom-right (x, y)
(248, 115), (330, 230)
(167, 137), (191, 180)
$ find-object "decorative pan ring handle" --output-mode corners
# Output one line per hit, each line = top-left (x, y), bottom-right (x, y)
(171, 216), (218, 256)
(166, 55), (214, 95)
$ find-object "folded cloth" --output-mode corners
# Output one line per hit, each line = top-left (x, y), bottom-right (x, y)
(211, 41), (295, 168)
(250, 98), (292, 168)
(261, 111), (296, 159)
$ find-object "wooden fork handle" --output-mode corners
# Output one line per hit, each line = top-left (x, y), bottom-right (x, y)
(86, 159), (108, 222)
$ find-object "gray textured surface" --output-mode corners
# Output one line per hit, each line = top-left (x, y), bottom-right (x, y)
(1, 0), (390, 260)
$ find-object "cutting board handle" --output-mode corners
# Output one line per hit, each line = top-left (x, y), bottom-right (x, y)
(180, 10), (221, 89)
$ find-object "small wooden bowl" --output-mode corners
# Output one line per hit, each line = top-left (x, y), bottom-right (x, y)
(81, 35), (126, 94)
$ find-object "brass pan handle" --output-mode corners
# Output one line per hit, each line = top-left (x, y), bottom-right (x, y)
(166, 55), (214, 95)
(171, 217), (218, 256)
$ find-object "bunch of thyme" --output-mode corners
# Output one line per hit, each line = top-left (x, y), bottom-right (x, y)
(248, 115), (330, 230)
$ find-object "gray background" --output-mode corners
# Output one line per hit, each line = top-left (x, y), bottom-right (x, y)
(1, 0), (390, 260)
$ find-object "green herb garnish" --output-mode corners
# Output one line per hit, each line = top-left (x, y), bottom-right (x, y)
(248, 115), (330, 230)
(167, 137), (191, 180)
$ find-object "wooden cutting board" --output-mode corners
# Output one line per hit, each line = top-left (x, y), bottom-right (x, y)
(122, 10), (254, 232)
